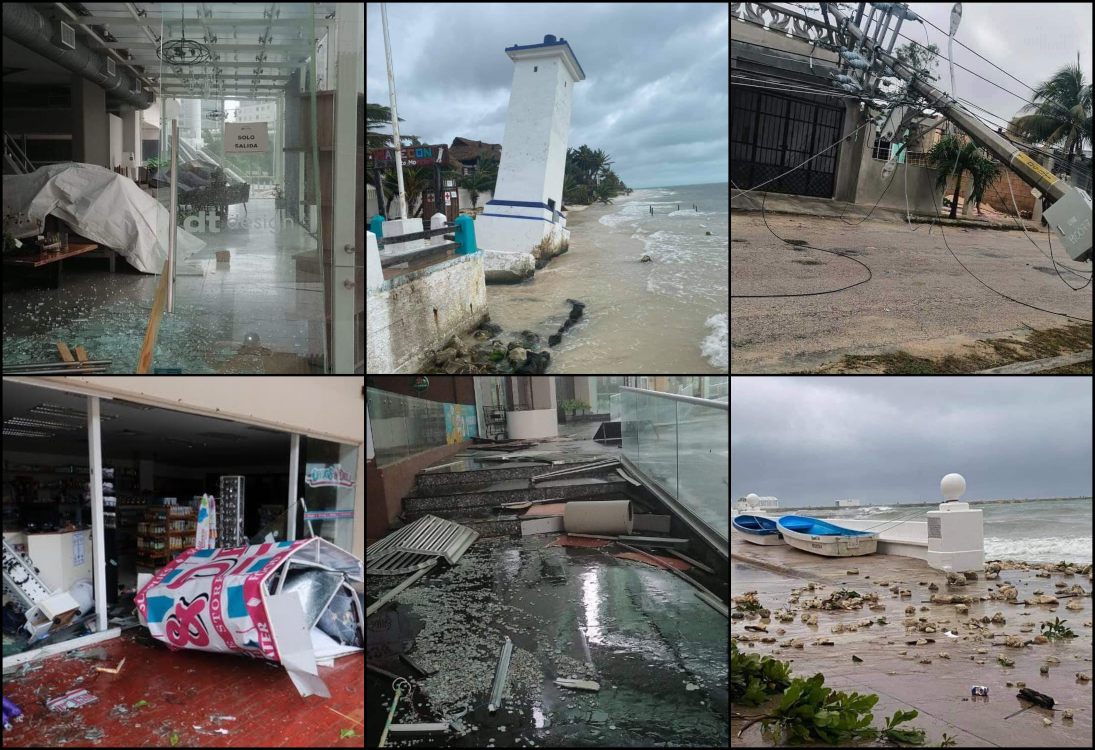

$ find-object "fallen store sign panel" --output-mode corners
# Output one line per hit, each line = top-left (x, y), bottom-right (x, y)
(135, 538), (363, 698)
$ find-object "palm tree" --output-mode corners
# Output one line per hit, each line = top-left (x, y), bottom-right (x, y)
(457, 156), (498, 210)
(1008, 58), (1092, 183)
(967, 157), (1003, 216)
(928, 135), (987, 219)
(589, 148), (613, 186)
(366, 102), (419, 152)
(382, 165), (433, 218)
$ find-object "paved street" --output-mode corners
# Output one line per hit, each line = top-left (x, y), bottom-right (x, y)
(730, 213), (1093, 372)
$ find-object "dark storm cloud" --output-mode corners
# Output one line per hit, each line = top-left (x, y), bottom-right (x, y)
(367, 3), (729, 187)
(731, 377), (1093, 505)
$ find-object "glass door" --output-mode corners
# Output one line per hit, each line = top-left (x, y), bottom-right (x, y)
(147, 3), (327, 373)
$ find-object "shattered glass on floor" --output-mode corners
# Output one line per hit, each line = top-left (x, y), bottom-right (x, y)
(366, 535), (729, 747)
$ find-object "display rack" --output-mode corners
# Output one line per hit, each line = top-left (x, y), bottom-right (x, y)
(218, 476), (245, 547)
(136, 505), (195, 570)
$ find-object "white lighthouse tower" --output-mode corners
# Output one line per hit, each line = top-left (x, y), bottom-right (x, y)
(475, 35), (586, 283)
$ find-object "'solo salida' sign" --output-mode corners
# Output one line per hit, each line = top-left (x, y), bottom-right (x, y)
(225, 122), (269, 152)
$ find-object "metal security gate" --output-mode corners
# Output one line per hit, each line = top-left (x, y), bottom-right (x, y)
(731, 88), (844, 198)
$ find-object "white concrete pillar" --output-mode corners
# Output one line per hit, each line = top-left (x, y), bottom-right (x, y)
(381, 218), (424, 253)
(430, 213), (448, 246)
(121, 110), (142, 175)
(925, 473), (983, 572)
(366, 231), (384, 292)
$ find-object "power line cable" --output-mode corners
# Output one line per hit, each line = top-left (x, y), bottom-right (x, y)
(733, 12), (1078, 125)
(730, 181), (874, 298)
(914, 168), (1092, 324)
(1003, 173), (1093, 290)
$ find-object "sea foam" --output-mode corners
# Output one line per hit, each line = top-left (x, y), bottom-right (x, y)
(701, 313), (728, 371)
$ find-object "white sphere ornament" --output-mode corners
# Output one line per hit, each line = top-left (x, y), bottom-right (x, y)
(746, 493), (759, 503)
(940, 473), (966, 501)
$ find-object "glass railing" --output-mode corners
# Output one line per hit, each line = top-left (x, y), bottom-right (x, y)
(366, 388), (447, 467)
(620, 387), (728, 541)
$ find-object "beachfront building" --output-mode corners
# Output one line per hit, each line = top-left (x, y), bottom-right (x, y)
(730, 4), (951, 213)
(446, 137), (502, 211)
(474, 35), (586, 283)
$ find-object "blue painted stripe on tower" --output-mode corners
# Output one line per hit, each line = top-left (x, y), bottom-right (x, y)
(486, 199), (564, 217)
(480, 213), (557, 224)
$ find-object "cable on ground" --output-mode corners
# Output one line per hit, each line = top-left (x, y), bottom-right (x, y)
(731, 184), (873, 299)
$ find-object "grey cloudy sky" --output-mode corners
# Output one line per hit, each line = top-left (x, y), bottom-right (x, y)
(731, 377), (1093, 505)
(366, 3), (729, 188)
(793, 2), (1093, 149)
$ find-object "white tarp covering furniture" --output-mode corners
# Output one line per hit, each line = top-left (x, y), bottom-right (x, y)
(2, 163), (205, 274)
(135, 538), (364, 698)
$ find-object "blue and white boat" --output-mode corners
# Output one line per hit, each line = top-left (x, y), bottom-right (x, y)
(731, 514), (785, 546)
(776, 516), (879, 557)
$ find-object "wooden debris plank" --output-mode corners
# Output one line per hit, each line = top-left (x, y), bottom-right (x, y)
(56, 342), (75, 362)
(136, 259), (171, 374)
(74, 345), (89, 362)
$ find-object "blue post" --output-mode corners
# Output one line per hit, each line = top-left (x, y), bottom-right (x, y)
(369, 215), (386, 239)
(454, 215), (478, 255)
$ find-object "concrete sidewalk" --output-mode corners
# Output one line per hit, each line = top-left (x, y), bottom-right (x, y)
(732, 189), (1046, 232)
(731, 536), (1093, 747)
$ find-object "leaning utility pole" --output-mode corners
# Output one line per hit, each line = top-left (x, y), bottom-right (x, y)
(823, 2), (1091, 261)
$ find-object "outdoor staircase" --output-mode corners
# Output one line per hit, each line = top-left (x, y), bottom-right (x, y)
(402, 463), (633, 536)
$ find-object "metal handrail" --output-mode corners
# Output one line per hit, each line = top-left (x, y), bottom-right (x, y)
(3, 130), (35, 174)
(619, 386), (728, 410)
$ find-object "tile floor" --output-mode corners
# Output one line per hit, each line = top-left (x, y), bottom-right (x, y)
(1, 629), (363, 747)
(3, 200), (331, 373)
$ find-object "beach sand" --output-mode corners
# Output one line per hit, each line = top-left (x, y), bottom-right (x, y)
(482, 202), (726, 373)
(731, 535), (1093, 747)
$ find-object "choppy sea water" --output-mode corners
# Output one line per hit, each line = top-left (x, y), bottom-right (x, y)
(781, 498), (1093, 563)
(484, 183), (729, 372)
(602, 184), (729, 370)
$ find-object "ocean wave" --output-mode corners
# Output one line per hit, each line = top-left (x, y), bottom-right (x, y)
(598, 212), (638, 228)
(668, 209), (716, 217)
(701, 313), (728, 371)
(983, 535), (1093, 563)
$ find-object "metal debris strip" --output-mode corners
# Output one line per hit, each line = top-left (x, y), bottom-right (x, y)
(487, 636), (514, 713)
(366, 515), (479, 576)
(366, 560), (438, 617)
(530, 458), (620, 484)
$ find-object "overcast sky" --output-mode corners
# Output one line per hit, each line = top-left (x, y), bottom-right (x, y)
(791, 2), (1094, 150)
(366, 3), (729, 188)
(731, 377), (1093, 505)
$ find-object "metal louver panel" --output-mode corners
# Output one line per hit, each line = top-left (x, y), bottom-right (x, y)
(366, 515), (480, 576)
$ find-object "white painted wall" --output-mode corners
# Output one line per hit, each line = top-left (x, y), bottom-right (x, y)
(456, 188), (492, 210)
(366, 254), (488, 373)
(507, 409), (558, 439)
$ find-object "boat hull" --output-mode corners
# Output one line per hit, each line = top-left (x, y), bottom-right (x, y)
(732, 515), (786, 545)
(777, 525), (878, 557)
(736, 530), (785, 546)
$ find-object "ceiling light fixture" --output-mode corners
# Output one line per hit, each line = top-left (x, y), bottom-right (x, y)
(157, 5), (212, 65)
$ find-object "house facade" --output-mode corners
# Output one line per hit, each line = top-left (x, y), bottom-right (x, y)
(731, 4), (944, 214)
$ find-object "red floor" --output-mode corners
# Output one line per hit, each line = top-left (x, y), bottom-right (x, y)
(2, 630), (363, 747)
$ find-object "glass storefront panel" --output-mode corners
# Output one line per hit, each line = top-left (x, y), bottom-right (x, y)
(298, 437), (358, 552)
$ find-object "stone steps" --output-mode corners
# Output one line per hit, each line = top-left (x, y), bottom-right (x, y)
(414, 463), (548, 491)
(403, 478), (630, 519)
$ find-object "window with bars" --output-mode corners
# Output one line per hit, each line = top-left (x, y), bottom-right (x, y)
(871, 136), (892, 161)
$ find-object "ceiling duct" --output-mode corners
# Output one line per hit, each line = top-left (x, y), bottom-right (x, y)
(1, 2), (153, 109)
